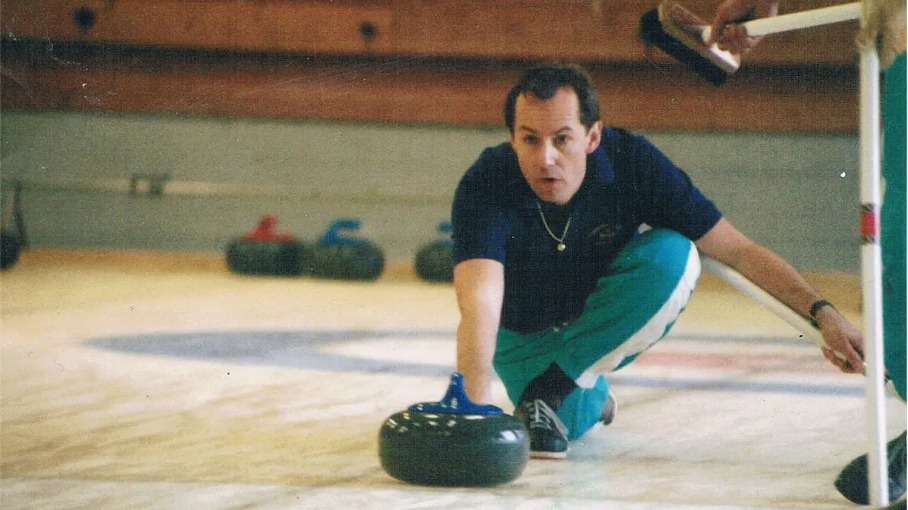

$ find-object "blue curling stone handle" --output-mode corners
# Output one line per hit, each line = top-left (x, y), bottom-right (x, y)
(431, 221), (454, 248)
(408, 372), (503, 415)
(319, 219), (369, 247)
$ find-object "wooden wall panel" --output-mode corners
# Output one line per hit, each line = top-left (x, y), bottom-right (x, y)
(0, 0), (861, 132)
(2, 1), (395, 55)
(1, 0), (859, 64)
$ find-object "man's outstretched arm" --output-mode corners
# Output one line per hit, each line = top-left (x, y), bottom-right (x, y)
(454, 258), (505, 405)
(695, 217), (865, 373)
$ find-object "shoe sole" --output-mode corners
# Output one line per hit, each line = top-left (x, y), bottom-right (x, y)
(530, 450), (568, 460)
(601, 393), (618, 426)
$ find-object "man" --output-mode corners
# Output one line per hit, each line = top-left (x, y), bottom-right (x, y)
(709, 2), (907, 507)
(451, 63), (865, 460)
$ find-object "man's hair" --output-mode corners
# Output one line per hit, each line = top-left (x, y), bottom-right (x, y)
(504, 63), (600, 133)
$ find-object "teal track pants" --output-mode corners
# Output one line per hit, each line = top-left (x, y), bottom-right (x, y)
(493, 229), (701, 440)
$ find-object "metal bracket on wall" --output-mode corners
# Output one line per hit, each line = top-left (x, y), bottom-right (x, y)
(129, 173), (171, 197)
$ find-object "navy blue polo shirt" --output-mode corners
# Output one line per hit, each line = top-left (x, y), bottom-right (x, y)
(451, 127), (722, 334)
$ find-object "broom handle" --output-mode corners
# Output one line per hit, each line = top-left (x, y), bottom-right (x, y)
(701, 2), (861, 41)
(700, 256), (826, 345)
(700, 255), (879, 374)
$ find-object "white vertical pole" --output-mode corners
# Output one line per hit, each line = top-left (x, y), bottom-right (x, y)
(858, 23), (889, 505)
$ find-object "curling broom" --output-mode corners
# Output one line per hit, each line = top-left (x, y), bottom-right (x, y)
(639, 0), (861, 85)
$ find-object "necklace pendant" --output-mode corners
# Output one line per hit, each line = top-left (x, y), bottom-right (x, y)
(537, 202), (571, 254)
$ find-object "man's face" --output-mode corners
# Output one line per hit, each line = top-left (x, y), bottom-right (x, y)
(510, 87), (602, 205)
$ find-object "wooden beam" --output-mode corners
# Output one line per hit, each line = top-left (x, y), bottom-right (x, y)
(1, 42), (858, 133)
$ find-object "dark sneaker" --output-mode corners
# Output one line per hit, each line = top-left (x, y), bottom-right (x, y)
(835, 431), (907, 505)
(514, 399), (569, 459)
(600, 392), (618, 426)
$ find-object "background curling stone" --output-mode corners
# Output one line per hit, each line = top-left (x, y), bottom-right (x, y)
(302, 219), (384, 281)
(225, 215), (303, 276)
(414, 221), (453, 283)
(378, 373), (528, 487)
(0, 232), (22, 270)
(1, 179), (26, 271)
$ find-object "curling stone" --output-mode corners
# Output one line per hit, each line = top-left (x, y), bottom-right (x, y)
(0, 232), (22, 270)
(378, 372), (529, 487)
(1, 179), (25, 271)
(414, 221), (454, 283)
(225, 215), (304, 276)
(301, 219), (384, 281)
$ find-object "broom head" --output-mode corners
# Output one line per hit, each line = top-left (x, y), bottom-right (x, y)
(639, 0), (742, 86)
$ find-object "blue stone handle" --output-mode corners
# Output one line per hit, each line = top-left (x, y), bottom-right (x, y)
(432, 221), (454, 248)
(408, 372), (504, 415)
(319, 219), (368, 246)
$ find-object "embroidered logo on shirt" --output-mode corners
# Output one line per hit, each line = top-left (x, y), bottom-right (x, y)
(589, 224), (619, 247)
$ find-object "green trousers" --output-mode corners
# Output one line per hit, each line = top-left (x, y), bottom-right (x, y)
(882, 51), (906, 401)
(494, 229), (701, 439)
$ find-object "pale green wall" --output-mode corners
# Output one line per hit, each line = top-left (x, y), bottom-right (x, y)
(0, 111), (859, 270)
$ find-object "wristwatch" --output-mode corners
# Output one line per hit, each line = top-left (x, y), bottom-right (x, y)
(809, 299), (835, 328)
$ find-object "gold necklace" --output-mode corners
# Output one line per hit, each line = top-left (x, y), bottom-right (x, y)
(536, 202), (571, 252)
